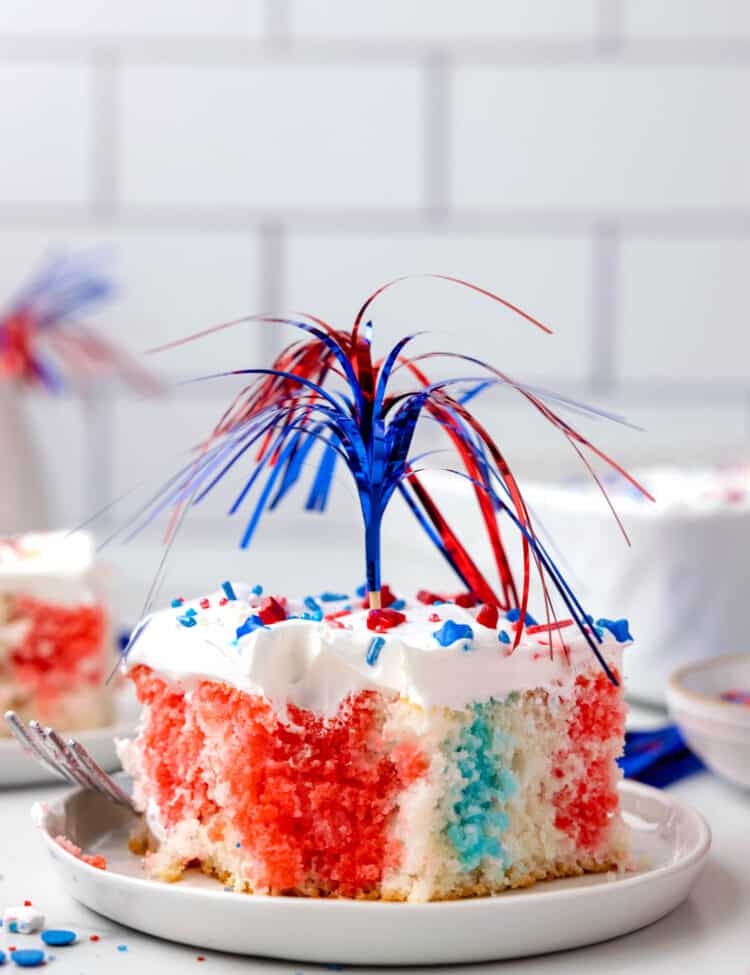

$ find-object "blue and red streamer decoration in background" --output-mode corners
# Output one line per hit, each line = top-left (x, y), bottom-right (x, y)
(0, 250), (160, 394)
(118, 274), (653, 681)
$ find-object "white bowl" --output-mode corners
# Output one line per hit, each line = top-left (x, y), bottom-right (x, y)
(666, 652), (750, 789)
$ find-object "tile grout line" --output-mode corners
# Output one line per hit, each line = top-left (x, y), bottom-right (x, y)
(90, 45), (119, 219)
(422, 51), (450, 222)
(258, 218), (286, 360)
(590, 221), (620, 394)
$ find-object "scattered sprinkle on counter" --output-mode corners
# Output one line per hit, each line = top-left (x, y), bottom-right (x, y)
(41, 929), (76, 946)
(117, 944), (128, 951)
(10, 949), (46, 967)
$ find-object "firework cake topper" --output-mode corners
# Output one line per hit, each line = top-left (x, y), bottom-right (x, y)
(0, 250), (160, 394)
(122, 275), (651, 683)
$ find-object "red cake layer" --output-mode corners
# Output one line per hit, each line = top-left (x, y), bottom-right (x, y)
(552, 670), (624, 852)
(130, 666), (428, 896)
(8, 596), (106, 699)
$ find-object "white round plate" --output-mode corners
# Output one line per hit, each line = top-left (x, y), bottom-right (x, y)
(33, 778), (709, 965)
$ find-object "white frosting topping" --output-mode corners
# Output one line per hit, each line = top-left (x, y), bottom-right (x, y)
(0, 531), (98, 603)
(123, 583), (627, 715)
(527, 464), (750, 516)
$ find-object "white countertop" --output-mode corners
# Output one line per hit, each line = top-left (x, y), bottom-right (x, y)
(0, 768), (747, 974)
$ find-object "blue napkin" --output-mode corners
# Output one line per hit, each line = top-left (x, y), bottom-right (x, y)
(619, 725), (704, 788)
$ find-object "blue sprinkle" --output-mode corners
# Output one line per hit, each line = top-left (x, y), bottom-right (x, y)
(236, 615), (267, 639)
(366, 636), (386, 666)
(117, 944), (128, 951)
(462, 642), (471, 652)
(0, 951), (4, 964)
(390, 598), (406, 611)
(597, 618), (633, 643)
(41, 930), (76, 947)
(221, 580), (237, 601)
(235, 842), (241, 848)
(355, 583), (367, 597)
(184, 607), (197, 617)
(177, 614), (197, 628)
(319, 592), (349, 602)
(170, 597), (183, 608)
(10, 950), (46, 967)
(303, 596), (323, 621)
(505, 608), (538, 626)
(433, 620), (474, 647)
(8, 921), (17, 933)
(343, 604), (352, 611)
(251, 584), (263, 595)
(498, 631), (511, 645)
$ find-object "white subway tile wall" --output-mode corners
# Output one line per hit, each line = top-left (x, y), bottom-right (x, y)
(0, 0), (747, 549)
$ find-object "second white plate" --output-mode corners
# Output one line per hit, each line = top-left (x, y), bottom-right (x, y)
(33, 779), (710, 964)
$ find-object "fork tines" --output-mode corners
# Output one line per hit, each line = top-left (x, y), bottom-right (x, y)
(4, 710), (138, 814)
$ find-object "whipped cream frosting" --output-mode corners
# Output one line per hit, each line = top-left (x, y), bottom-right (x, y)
(527, 464), (750, 517)
(0, 531), (99, 604)
(123, 583), (628, 715)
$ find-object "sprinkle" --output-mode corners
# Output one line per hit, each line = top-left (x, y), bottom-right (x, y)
(41, 930), (76, 947)
(319, 592), (349, 602)
(417, 590), (442, 605)
(324, 608), (352, 621)
(258, 596), (286, 624)
(117, 945), (128, 952)
(89, 935), (100, 942)
(184, 607), (197, 617)
(235, 842), (241, 848)
(596, 618), (633, 643)
(251, 584), (263, 595)
(526, 619), (574, 635)
(428, 612), (440, 623)
(0, 953), (4, 965)
(236, 615), (267, 640)
(200, 598), (210, 609)
(454, 593), (478, 608)
(390, 598), (406, 611)
(221, 581), (237, 601)
(498, 631), (511, 644)
(476, 604), (499, 628)
(10, 950), (46, 967)
(23, 901), (31, 907)
(171, 597), (184, 607)
(506, 608), (538, 626)
(366, 636), (386, 666)
(433, 620), (473, 647)
(177, 614), (197, 628)
(197, 957), (206, 962)
(303, 596), (324, 621)
(367, 608), (406, 633)
(219, 597), (228, 606)
(355, 583), (367, 597)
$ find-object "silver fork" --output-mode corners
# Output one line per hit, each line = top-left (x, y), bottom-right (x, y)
(4, 710), (139, 814)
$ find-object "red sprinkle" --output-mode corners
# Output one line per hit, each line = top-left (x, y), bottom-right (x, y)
(23, 899), (31, 907)
(200, 598), (210, 609)
(219, 597), (228, 607)
(526, 619), (574, 635)
(416, 590), (443, 605)
(367, 608), (406, 633)
(454, 592), (478, 608)
(90, 935), (100, 942)
(428, 613), (440, 623)
(258, 596), (286, 625)
(325, 609), (352, 621)
(197, 957), (206, 963)
(360, 585), (397, 609)
(476, 604), (499, 628)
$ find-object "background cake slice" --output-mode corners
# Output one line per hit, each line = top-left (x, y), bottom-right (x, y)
(0, 531), (113, 733)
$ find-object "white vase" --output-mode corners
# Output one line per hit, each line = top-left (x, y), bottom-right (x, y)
(0, 383), (49, 533)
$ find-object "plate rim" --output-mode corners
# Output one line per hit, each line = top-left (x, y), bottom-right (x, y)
(34, 778), (711, 911)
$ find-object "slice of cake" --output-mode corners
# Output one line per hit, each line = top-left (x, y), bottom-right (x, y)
(119, 584), (630, 901)
(0, 531), (113, 733)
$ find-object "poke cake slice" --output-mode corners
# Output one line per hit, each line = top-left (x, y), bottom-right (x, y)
(113, 275), (649, 902)
(119, 586), (630, 901)
(0, 531), (113, 733)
